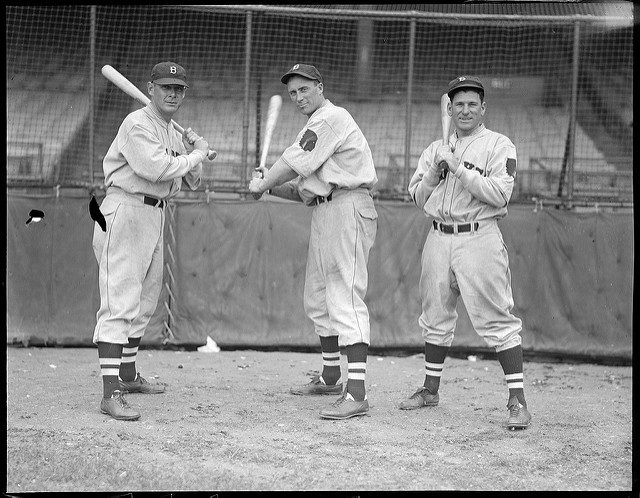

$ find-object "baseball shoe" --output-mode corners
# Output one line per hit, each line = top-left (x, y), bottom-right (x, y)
(398, 386), (439, 410)
(290, 374), (343, 396)
(100, 390), (141, 421)
(119, 373), (166, 394)
(507, 397), (531, 430)
(319, 392), (369, 420)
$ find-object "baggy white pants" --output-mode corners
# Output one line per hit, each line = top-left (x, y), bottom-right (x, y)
(303, 189), (378, 347)
(419, 219), (522, 352)
(92, 191), (165, 345)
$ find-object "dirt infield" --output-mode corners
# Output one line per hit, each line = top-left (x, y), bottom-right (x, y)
(6, 347), (633, 492)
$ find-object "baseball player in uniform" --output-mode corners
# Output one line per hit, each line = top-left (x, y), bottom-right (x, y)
(92, 62), (208, 420)
(249, 64), (378, 420)
(401, 76), (531, 430)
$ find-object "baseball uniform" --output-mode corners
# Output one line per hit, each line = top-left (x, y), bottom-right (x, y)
(93, 104), (204, 345)
(274, 99), (378, 347)
(408, 122), (522, 351)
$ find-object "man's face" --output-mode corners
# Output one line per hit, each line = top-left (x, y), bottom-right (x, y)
(450, 89), (485, 136)
(286, 75), (324, 116)
(148, 83), (186, 121)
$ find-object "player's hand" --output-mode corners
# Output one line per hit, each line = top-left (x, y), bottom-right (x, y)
(248, 176), (265, 200)
(435, 145), (458, 174)
(183, 127), (209, 155)
(254, 166), (268, 179)
(182, 127), (198, 151)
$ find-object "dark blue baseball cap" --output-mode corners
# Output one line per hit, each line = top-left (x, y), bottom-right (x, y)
(447, 75), (484, 99)
(281, 63), (323, 84)
(151, 62), (189, 87)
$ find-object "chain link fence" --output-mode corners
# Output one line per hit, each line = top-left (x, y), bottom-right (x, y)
(6, 5), (633, 206)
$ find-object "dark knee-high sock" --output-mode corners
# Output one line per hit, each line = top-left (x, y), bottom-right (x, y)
(423, 342), (449, 395)
(119, 336), (141, 382)
(497, 345), (526, 407)
(345, 342), (368, 401)
(98, 342), (123, 398)
(319, 335), (341, 385)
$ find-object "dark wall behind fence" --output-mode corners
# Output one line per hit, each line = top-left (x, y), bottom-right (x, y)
(7, 195), (633, 360)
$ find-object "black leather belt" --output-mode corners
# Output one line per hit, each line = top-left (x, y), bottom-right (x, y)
(143, 196), (165, 208)
(313, 192), (333, 205)
(433, 220), (479, 234)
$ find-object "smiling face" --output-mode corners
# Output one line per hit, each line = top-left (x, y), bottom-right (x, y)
(286, 75), (324, 116)
(449, 89), (486, 137)
(147, 82), (186, 122)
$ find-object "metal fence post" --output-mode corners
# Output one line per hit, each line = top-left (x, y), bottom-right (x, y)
(242, 10), (253, 191)
(566, 20), (581, 209)
(403, 18), (416, 201)
(89, 6), (96, 186)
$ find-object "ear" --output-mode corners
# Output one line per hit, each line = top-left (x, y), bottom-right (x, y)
(147, 81), (154, 96)
(480, 101), (486, 116)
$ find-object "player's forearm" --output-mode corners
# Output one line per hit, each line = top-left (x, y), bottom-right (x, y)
(254, 157), (299, 194)
(183, 164), (202, 191)
(269, 182), (303, 202)
(454, 167), (509, 208)
(408, 166), (441, 209)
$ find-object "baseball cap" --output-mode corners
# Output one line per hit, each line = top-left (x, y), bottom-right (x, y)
(150, 62), (189, 87)
(281, 63), (323, 84)
(447, 75), (484, 99)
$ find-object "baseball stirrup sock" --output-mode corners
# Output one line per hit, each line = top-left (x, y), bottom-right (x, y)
(497, 345), (526, 407)
(97, 342), (123, 398)
(423, 342), (449, 394)
(319, 335), (341, 385)
(119, 337), (142, 381)
(345, 343), (368, 401)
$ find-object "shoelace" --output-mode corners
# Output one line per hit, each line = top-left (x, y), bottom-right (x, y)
(509, 403), (521, 416)
(331, 393), (348, 407)
(136, 375), (150, 385)
(112, 391), (131, 408)
(410, 387), (428, 399)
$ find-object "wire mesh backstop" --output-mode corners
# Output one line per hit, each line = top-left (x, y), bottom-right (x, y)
(6, 4), (634, 206)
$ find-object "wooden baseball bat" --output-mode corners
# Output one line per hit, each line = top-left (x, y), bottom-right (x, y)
(439, 93), (451, 169)
(258, 94), (283, 170)
(252, 95), (283, 199)
(101, 65), (217, 160)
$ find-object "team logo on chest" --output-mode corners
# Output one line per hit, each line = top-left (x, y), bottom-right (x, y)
(299, 129), (318, 152)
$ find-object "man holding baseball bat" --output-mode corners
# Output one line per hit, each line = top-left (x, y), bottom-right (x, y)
(92, 61), (209, 420)
(404, 76), (531, 430)
(249, 64), (378, 420)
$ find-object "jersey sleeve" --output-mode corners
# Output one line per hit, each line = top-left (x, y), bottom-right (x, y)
(453, 135), (516, 207)
(408, 141), (443, 209)
(119, 123), (205, 183)
(279, 118), (342, 178)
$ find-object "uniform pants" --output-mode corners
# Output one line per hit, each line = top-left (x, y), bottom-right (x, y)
(419, 219), (522, 351)
(304, 189), (378, 347)
(92, 191), (165, 345)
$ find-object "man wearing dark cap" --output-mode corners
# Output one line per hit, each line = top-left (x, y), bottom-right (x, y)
(92, 62), (209, 420)
(403, 75), (531, 430)
(249, 63), (378, 420)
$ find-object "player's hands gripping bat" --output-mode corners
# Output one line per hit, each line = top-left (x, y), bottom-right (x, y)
(252, 94), (283, 199)
(101, 65), (217, 161)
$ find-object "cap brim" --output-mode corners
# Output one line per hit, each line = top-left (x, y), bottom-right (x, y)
(153, 78), (189, 88)
(281, 71), (320, 84)
(448, 84), (483, 97)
